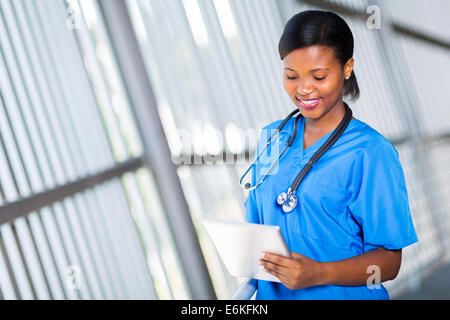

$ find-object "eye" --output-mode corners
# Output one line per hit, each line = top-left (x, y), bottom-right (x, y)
(314, 76), (326, 81)
(286, 75), (297, 80)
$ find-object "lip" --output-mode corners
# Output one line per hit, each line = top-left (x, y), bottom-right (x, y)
(296, 97), (322, 110)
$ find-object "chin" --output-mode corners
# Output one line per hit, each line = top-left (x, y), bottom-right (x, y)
(297, 105), (323, 118)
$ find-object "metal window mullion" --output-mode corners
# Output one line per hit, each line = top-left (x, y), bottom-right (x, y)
(167, 0), (227, 131)
(81, 188), (127, 299)
(132, 168), (192, 299)
(0, 231), (20, 299)
(121, 173), (174, 299)
(25, 212), (66, 299)
(89, 186), (132, 299)
(0, 8), (55, 192)
(11, 0), (77, 181)
(47, 202), (90, 299)
(9, 221), (39, 299)
(372, 0), (449, 266)
(354, 15), (404, 139)
(119, 172), (168, 298)
(5, 2), (84, 300)
(241, 0), (287, 117)
(100, 181), (148, 299)
(11, 1), (105, 297)
(149, 0), (212, 133)
(99, 0), (216, 299)
(106, 179), (152, 299)
(262, 0), (285, 41)
(22, 1), (112, 299)
(248, 0), (288, 113)
(70, 1), (129, 163)
(182, 0), (241, 132)
(127, 0), (181, 133)
(228, 0), (278, 123)
(4, 0), (68, 186)
(95, 181), (139, 299)
(0, 20), (52, 301)
(197, 0), (252, 129)
(0, 230), (17, 300)
(38, 206), (80, 300)
(0, 12), (44, 195)
(30, 0), (91, 176)
(72, 193), (116, 299)
(58, 0), (118, 167)
(76, 0), (142, 162)
(44, 2), (123, 299)
(43, 1), (104, 174)
(0, 223), (35, 299)
(110, 177), (159, 299)
(0, 95), (67, 299)
(62, 197), (104, 299)
(185, 166), (237, 296)
(19, 1), (95, 298)
(20, 0), (82, 179)
(354, 21), (401, 138)
(159, 0), (218, 130)
(64, 0), (126, 166)
(4, 0), (81, 300)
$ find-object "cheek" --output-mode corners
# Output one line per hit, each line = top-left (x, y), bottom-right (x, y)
(283, 80), (297, 93)
(318, 78), (342, 97)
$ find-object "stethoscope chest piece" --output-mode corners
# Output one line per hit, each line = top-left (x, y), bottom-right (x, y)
(277, 188), (298, 213)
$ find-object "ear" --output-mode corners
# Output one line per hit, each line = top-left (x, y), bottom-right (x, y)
(344, 57), (355, 78)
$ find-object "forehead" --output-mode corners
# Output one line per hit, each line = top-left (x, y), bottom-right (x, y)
(283, 45), (340, 71)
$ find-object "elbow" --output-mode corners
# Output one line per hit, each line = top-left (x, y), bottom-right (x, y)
(383, 249), (402, 281)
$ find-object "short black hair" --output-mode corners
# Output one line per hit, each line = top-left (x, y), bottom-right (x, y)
(278, 10), (360, 101)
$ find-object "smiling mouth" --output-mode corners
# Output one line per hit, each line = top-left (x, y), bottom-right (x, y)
(296, 97), (322, 109)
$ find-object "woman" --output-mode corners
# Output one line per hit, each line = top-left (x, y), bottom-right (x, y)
(245, 10), (418, 299)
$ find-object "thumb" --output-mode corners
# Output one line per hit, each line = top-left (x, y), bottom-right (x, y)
(291, 252), (306, 260)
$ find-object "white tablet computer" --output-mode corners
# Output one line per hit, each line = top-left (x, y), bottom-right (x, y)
(202, 218), (291, 282)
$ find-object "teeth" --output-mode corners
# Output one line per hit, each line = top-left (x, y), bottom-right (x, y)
(301, 99), (319, 105)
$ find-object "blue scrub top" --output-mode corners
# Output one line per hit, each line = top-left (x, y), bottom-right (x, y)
(245, 115), (418, 300)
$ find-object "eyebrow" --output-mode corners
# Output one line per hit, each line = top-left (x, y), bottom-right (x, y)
(284, 67), (329, 72)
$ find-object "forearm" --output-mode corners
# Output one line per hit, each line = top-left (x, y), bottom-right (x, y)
(317, 248), (402, 287)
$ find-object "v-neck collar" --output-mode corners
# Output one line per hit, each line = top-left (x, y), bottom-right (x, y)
(294, 116), (357, 161)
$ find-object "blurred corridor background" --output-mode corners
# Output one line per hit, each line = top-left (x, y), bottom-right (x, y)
(0, 0), (449, 299)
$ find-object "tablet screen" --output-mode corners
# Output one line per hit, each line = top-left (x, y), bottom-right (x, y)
(203, 218), (291, 282)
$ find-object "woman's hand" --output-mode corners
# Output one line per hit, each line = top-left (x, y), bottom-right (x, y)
(259, 252), (324, 290)
(260, 248), (402, 290)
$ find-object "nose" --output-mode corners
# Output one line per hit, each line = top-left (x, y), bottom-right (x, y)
(296, 79), (314, 96)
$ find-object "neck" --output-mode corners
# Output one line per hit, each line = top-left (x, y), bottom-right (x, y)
(304, 101), (349, 134)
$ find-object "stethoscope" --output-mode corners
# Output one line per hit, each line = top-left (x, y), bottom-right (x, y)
(239, 102), (353, 213)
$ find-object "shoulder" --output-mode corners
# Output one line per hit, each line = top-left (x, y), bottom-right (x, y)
(257, 117), (294, 143)
(348, 119), (399, 160)
(261, 118), (286, 131)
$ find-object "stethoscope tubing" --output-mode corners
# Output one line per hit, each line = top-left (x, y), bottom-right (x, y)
(240, 103), (352, 212)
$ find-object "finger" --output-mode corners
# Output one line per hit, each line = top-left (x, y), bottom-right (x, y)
(291, 252), (305, 259)
(260, 260), (289, 274)
(263, 266), (287, 280)
(262, 268), (295, 289)
(261, 252), (293, 267)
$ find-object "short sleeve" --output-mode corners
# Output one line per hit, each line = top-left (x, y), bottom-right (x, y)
(348, 139), (418, 252)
